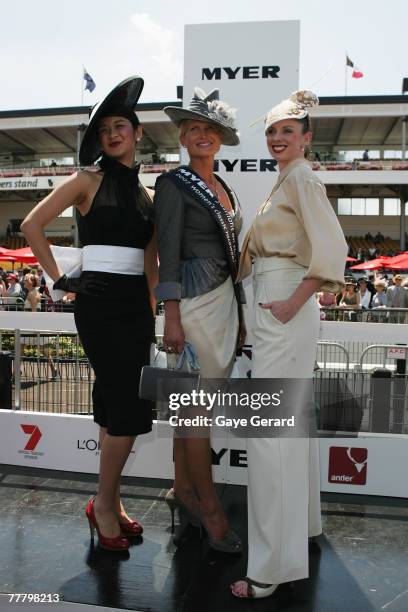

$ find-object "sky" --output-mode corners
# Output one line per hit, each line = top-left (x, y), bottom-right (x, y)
(1, 0), (407, 110)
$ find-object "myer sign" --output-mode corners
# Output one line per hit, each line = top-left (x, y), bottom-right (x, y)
(183, 20), (300, 228)
(202, 65), (281, 80)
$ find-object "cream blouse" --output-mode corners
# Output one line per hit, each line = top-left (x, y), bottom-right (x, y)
(237, 158), (348, 292)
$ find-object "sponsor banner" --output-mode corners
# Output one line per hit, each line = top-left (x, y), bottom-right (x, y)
(319, 436), (408, 497)
(328, 446), (368, 485)
(0, 176), (66, 191)
(0, 410), (232, 482)
(1, 410), (407, 497)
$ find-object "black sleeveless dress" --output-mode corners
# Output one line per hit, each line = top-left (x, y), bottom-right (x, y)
(74, 171), (155, 436)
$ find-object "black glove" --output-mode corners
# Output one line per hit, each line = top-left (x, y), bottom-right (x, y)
(53, 273), (108, 296)
(53, 274), (80, 293)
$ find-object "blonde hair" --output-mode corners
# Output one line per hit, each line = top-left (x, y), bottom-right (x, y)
(179, 119), (223, 139)
(24, 273), (39, 288)
(179, 120), (191, 138)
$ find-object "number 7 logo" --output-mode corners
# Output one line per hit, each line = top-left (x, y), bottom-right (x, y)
(21, 425), (42, 451)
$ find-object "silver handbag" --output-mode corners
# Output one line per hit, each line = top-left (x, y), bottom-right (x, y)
(139, 342), (200, 402)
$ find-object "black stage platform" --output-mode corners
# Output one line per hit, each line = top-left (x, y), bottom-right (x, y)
(0, 464), (407, 612)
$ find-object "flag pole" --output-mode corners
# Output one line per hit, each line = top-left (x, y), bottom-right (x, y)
(81, 66), (84, 107)
(344, 52), (348, 96)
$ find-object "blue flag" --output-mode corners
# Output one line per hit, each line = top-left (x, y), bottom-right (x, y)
(83, 68), (96, 92)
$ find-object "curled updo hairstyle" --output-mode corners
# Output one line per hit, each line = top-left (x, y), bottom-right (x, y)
(24, 273), (39, 288)
(298, 114), (312, 134)
(297, 115), (312, 157)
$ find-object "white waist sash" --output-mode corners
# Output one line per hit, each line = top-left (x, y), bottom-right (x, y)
(82, 245), (144, 275)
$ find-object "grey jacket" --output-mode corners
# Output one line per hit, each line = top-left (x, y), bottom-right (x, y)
(154, 173), (244, 301)
(386, 285), (408, 308)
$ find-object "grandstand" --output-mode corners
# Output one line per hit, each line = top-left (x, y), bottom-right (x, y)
(0, 93), (408, 253)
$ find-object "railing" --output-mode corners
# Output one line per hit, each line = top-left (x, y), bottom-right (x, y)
(314, 369), (408, 434)
(0, 162), (179, 178)
(0, 297), (25, 311)
(359, 344), (408, 372)
(0, 297), (76, 313)
(0, 330), (92, 413)
(312, 160), (408, 171)
(320, 306), (408, 324)
(1, 160), (408, 179)
(0, 326), (406, 437)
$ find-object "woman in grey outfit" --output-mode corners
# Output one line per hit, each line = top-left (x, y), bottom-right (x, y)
(155, 87), (246, 553)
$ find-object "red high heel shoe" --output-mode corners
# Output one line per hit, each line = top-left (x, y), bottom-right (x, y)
(119, 518), (143, 537)
(85, 497), (129, 551)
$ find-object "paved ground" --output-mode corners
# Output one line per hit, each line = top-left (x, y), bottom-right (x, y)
(1, 464), (407, 612)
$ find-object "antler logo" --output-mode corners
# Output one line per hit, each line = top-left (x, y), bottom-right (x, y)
(328, 446), (367, 485)
(20, 424), (42, 451)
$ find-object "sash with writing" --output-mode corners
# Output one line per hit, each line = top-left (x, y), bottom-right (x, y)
(164, 166), (240, 281)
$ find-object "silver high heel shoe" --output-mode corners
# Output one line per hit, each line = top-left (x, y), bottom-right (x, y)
(207, 528), (242, 554)
(199, 506), (242, 554)
(165, 489), (242, 554)
(164, 488), (200, 533)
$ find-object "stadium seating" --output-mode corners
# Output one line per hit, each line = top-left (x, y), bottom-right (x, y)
(0, 235), (73, 249)
(347, 236), (399, 255)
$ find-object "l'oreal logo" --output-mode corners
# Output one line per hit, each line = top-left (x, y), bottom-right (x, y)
(214, 159), (278, 172)
(202, 66), (280, 80)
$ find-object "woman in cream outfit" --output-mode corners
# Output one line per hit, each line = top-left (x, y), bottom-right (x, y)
(231, 90), (348, 599)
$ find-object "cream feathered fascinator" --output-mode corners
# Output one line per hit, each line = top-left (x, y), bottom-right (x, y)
(164, 87), (239, 146)
(264, 90), (319, 133)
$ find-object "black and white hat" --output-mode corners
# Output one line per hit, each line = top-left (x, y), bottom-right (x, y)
(164, 87), (239, 146)
(79, 76), (144, 165)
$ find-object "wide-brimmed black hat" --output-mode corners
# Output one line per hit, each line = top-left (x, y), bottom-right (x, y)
(164, 87), (239, 146)
(79, 76), (144, 165)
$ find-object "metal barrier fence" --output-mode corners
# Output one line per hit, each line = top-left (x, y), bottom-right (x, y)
(321, 306), (408, 324)
(0, 329), (407, 434)
(0, 298), (77, 313)
(315, 340), (407, 434)
(316, 341), (408, 372)
(0, 297), (25, 311)
(315, 370), (408, 434)
(0, 330), (93, 414)
(2, 304), (406, 318)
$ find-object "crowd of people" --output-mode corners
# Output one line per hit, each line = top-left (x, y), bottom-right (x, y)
(317, 273), (408, 320)
(0, 266), (75, 311)
(0, 267), (44, 311)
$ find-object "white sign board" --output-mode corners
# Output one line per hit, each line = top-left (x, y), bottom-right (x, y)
(319, 436), (408, 498)
(0, 410), (231, 483)
(1, 410), (407, 498)
(0, 176), (66, 191)
(386, 347), (407, 360)
(184, 20), (300, 229)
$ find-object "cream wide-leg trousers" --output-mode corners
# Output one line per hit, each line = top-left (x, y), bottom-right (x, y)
(246, 257), (322, 585)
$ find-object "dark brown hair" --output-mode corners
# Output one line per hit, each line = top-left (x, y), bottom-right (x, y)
(298, 115), (312, 134)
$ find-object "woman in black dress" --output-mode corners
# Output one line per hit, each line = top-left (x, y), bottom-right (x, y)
(22, 76), (158, 552)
